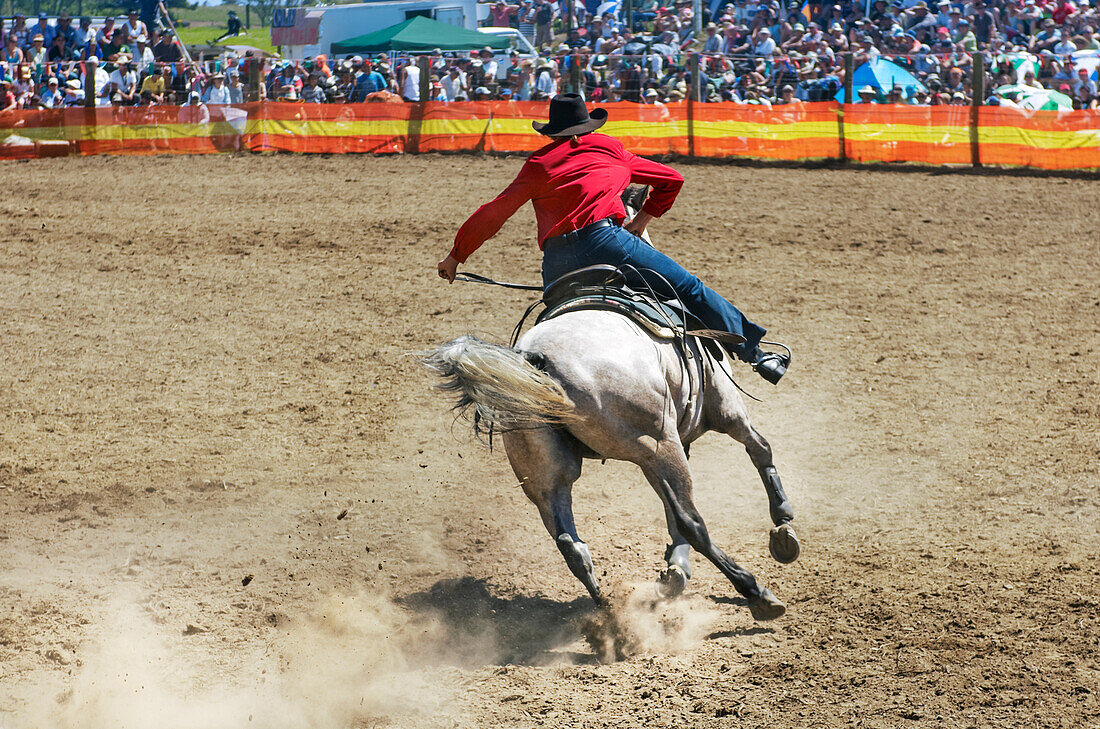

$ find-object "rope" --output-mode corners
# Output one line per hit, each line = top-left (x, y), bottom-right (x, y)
(454, 272), (543, 292)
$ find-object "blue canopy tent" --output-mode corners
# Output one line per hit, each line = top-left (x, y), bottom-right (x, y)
(835, 57), (928, 102)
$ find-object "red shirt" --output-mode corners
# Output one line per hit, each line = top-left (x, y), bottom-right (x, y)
(449, 133), (684, 263)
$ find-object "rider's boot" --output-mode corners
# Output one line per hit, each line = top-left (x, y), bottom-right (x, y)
(750, 347), (790, 385)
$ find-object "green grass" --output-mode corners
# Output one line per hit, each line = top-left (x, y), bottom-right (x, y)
(171, 4), (249, 25)
(174, 25), (276, 55)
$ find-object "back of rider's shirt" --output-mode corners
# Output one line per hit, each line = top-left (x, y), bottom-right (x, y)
(450, 133), (683, 263)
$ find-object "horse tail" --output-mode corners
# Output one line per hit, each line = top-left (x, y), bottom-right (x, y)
(423, 335), (578, 438)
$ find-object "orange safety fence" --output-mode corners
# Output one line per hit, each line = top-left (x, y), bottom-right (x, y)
(2, 101), (1099, 170)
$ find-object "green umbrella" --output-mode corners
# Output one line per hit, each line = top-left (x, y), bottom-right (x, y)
(994, 84), (1074, 111)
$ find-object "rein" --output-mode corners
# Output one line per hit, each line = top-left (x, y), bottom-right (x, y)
(455, 272), (543, 292)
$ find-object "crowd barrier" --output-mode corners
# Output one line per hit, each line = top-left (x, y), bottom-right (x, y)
(2, 101), (1099, 170)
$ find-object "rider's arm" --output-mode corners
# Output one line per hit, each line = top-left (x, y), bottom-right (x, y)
(449, 163), (538, 263)
(626, 153), (684, 218)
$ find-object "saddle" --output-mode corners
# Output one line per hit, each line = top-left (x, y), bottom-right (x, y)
(531, 265), (745, 353)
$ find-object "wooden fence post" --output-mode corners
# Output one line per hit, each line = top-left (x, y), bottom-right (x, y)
(970, 53), (984, 168)
(247, 56), (261, 102)
(838, 52), (853, 162)
(688, 53), (701, 157)
(418, 55), (430, 102)
(84, 61), (94, 108)
(570, 55), (582, 96)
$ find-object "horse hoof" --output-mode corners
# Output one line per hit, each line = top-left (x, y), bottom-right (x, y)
(769, 523), (801, 564)
(748, 588), (786, 621)
(656, 564), (688, 599)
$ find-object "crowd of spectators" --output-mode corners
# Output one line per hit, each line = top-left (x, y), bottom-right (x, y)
(469, 0), (1100, 107)
(0, 9), (259, 111)
(4, 0), (1100, 111)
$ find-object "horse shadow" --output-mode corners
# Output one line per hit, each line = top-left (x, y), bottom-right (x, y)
(396, 576), (598, 666)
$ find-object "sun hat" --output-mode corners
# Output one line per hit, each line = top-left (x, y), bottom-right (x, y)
(66, 79), (81, 89)
(532, 93), (608, 136)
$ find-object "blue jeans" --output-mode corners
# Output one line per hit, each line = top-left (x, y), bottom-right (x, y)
(541, 223), (766, 361)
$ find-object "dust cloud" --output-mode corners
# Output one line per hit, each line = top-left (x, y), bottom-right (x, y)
(583, 583), (721, 662)
(5, 592), (475, 729)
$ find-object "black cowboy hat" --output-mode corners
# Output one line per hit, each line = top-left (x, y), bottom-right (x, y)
(532, 94), (608, 136)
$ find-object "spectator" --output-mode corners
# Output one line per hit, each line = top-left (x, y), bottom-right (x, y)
(204, 72), (232, 104)
(74, 17), (93, 53)
(352, 59), (386, 101)
(109, 55), (139, 105)
(122, 9), (148, 45)
(82, 56), (111, 106)
(134, 35), (154, 67)
(47, 33), (71, 63)
(140, 65), (167, 104)
(30, 13), (55, 49)
(399, 57), (421, 101)
(39, 76), (62, 108)
(0, 75), (18, 111)
(301, 73), (326, 103)
(5, 34), (25, 66)
(153, 29), (182, 63)
(28, 34), (47, 65)
(62, 78), (85, 106)
(95, 17), (116, 50)
(441, 65), (468, 101)
(8, 13), (29, 48)
(178, 91), (210, 123)
(488, 1), (519, 27)
(228, 69), (245, 103)
(534, 0), (555, 50)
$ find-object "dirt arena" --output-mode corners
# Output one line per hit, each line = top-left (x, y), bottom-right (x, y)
(0, 153), (1097, 728)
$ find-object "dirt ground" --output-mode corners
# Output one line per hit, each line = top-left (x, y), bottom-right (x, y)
(0, 153), (1096, 729)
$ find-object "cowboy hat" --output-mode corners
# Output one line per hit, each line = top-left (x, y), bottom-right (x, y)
(532, 93), (607, 136)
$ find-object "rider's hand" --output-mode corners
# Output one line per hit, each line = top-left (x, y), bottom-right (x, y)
(624, 211), (653, 238)
(437, 255), (459, 283)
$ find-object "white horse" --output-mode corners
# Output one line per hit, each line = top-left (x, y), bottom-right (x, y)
(425, 224), (799, 622)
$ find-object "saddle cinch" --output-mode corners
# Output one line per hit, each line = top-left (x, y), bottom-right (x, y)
(528, 264), (746, 354)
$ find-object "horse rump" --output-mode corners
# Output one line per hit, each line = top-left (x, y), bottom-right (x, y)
(422, 335), (578, 438)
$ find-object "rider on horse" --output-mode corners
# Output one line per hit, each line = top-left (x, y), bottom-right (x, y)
(436, 93), (791, 384)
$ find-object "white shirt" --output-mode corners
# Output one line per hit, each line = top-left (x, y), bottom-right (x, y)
(204, 83), (232, 104)
(535, 69), (556, 96)
(401, 64), (420, 100)
(441, 73), (466, 101)
(135, 44), (155, 66)
(81, 67), (111, 98)
(109, 68), (138, 91)
(122, 20), (148, 41)
(753, 36), (777, 56)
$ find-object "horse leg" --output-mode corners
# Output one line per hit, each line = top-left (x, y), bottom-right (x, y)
(657, 502), (692, 598)
(503, 429), (603, 605)
(714, 398), (801, 564)
(639, 443), (785, 621)
(742, 428), (801, 564)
